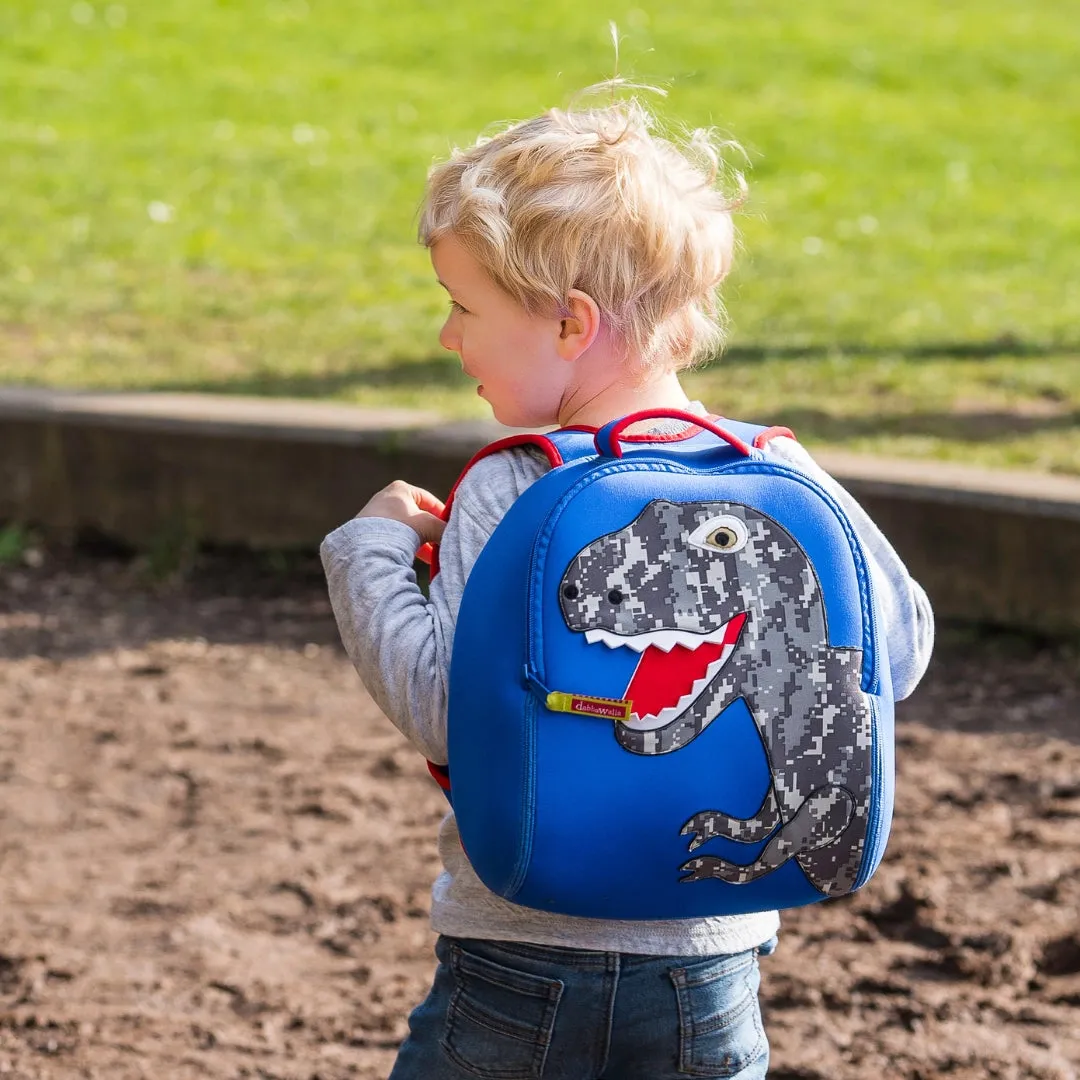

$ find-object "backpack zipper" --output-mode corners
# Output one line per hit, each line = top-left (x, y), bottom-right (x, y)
(854, 696), (885, 891)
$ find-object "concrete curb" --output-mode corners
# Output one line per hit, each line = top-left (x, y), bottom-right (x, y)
(3, 387), (1079, 635)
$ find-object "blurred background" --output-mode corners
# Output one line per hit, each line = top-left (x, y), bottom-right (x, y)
(2, 0), (1077, 470)
(2, 7), (1080, 1079)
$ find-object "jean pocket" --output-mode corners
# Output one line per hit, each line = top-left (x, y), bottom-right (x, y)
(670, 951), (766, 1078)
(441, 942), (564, 1080)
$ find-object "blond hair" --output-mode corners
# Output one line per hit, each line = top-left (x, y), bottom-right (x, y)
(418, 92), (746, 370)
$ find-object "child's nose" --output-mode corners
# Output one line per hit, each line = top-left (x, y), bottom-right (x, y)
(439, 315), (461, 354)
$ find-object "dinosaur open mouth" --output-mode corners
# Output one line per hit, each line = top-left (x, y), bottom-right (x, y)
(585, 613), (747, 729)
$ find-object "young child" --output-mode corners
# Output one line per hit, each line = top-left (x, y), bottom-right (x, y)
(322, 94), (934, 1080)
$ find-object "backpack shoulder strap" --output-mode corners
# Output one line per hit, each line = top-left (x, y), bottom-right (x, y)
(749, 424), (797, 449)
(426, 419), (797, 569)
(425, 430), (575, 802)
(442, 433), (565, 520)
(540, 427), (603, 464)
(424, 433), (565, 576)
(702, 418), (796, 451)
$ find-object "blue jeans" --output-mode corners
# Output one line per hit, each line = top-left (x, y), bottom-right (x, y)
(388, 934), (777, 1080)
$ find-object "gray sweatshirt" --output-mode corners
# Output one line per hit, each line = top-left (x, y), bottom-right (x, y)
(321, 416), (935, 956)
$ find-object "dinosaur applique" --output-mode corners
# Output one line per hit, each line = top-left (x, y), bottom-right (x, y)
(558, 499), (873, 896)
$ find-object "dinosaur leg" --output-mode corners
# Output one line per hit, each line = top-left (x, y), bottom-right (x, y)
(681, 788), (781, 851)
(794, 795), (870, 897)
(680, 785), (856, 885)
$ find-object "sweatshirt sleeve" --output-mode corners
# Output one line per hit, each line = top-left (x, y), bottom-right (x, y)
(763, 436), (935, 700)
(319, 448), (549, 764)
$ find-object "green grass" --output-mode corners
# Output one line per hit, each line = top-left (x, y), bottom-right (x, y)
(1, 0), (1078, 472)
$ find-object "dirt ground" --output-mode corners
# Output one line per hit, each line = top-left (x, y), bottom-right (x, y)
(1, 549), (1078, 1080)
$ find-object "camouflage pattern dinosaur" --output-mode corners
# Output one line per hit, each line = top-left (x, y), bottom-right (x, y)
(559, 499), (874, 896)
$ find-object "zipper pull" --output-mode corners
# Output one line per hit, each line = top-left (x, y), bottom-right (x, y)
(547, 691), (634, 722)
(523, 668), (634, 722)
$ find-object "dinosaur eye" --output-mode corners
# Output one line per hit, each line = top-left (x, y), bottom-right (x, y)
(707, 527), (740, 549)
(687, 514), (749, 554)
(562, 583), (579, 600)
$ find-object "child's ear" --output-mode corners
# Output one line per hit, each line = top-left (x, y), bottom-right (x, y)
(556, 289), (602, 362)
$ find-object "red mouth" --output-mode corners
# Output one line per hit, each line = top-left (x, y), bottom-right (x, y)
(623, 613), (747, 723)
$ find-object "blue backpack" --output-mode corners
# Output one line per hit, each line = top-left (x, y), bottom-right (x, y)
(435, 410), (894, 920)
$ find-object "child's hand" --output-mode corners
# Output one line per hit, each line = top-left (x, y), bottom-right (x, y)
(356, 481), (447, 547)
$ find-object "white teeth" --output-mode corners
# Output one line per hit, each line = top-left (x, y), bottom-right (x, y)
(580, 616), (742, 730)
(623, 646), (736, 730)
(584, 623), (732, 654)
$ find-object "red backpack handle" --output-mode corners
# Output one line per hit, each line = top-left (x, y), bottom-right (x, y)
(594, 409), (756, 459)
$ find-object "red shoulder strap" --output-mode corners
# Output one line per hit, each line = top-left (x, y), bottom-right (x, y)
(423, 434), (563, 577)
(752, 425), (796, 449)
(422, 434), (563, 799)
(427, 760), (452, 792)
(419, 422), (796, 567)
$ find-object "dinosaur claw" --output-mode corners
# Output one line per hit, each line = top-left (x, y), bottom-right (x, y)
(681, 860), (735, 882)
(679, 824), (705, 852)
(678, 861), (705, 883)
(680, 854), (760, 885)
